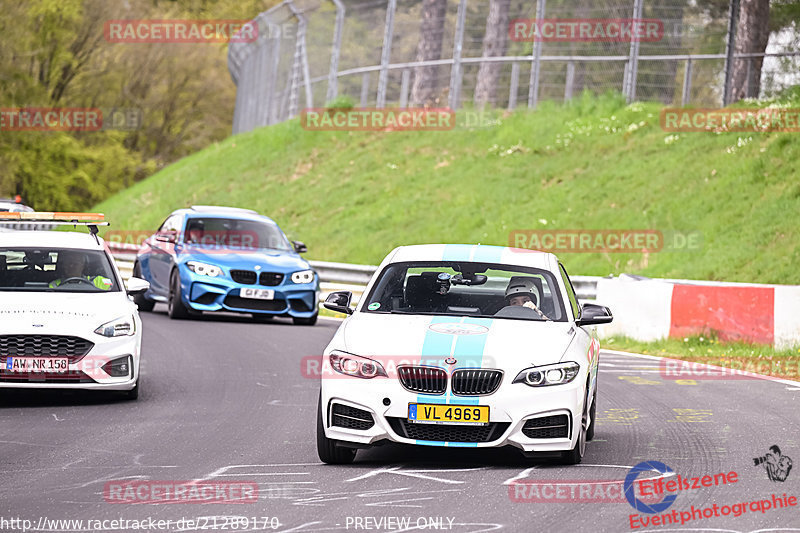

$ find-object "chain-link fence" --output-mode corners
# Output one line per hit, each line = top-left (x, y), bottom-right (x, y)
(229, 0), (800, 134)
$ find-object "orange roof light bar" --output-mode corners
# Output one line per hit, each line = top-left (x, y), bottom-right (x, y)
(0, 212), (105, 222)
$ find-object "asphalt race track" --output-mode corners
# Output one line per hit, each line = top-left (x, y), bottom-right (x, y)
(1, 309), (798, 533)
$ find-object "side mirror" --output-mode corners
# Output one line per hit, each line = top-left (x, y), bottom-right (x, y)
(126, 276), (150, 296)
(576, 303), (613, 326)
(155, 230), (176, 244)
(292, 240), (307, 254)
(324, 291), (353, 315)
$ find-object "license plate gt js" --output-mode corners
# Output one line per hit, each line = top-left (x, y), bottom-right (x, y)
(241, 288), (275, 300)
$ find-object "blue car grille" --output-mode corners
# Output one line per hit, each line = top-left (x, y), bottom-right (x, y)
(223, 296), (286, 311)
(230, 270), (257, 284)
(228, 270), (284, 286)
(259, 272), (283, 286)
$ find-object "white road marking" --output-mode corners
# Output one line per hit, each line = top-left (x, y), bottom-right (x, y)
(503, 463), (675, 486)
(216, 472), (309, 476)
(345, 465), (485, 484)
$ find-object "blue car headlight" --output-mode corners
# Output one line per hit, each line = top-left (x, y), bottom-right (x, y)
(290, 269), (315, 284)
(513, 362), (580, 387)
(186, 261), (222, 277)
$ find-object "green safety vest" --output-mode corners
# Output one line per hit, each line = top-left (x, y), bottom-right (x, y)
(49, 276), (112, 291)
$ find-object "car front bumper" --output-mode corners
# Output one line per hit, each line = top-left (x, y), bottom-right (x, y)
(0, 334), (140, 391)
(179, 270), (319, 317)
(320, 369), (588, 453)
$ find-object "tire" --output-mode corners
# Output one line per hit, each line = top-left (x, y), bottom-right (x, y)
(132, 263), (155, 312)
(167, 270), (190, 319)
(316, 393), (356, 464)
(586, 384), (597, 441)
(293, 311), (318, 326)
(561, 385), (589, 465)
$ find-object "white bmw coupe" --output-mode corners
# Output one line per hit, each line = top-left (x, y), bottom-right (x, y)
(318, 244), (612, 464)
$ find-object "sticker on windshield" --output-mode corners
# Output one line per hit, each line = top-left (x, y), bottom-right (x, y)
(368, 302), (381, 311)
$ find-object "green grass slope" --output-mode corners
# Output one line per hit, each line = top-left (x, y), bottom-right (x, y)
(94, 92), (800, 284)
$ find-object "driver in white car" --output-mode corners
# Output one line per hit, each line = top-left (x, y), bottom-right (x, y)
(505, 277), (550, 320)
(48, 250), (112, 290)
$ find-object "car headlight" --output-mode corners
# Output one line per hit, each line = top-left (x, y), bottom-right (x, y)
(186, 261), (222, 277)
(94, 316), (136, 337)
(330, 350), (387, 379)
(291, 269), (315, 284)
(513, 362), (580, 387)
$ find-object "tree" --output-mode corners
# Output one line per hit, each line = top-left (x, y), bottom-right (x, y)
(410, 0), (448, 107)
(474, 0), (512, 108)
(730, 0), (771, 101)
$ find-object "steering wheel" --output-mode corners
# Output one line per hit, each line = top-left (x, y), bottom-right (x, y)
(58, 277), (96, 287)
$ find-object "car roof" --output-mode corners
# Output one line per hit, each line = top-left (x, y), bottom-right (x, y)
(0, 202), (34, 212)
(0, 230), (105, 250)
(384, 244), (559, 271)
(169, 206), (277, 224)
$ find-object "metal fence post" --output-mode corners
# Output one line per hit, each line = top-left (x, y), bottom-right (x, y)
(681, 58), (693, 106)
(625, 0), (643, 102)
(508, 62), (520, 110)
(723, 0), (741, 105)
(360, 73), (370, 107)
(400, 69), (411, 108)
(267, 31), (282, 124)
(376, 0), (397, 109)
(745, 56), (753, 98)
(326, 0), (346, 105)
(564, 61), (575, 102)
(448, 0), (468, 110)
(287, 1), (312, 118)
(528, 0), (545, 109)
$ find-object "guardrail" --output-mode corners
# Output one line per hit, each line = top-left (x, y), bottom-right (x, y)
(106, 242), (600, 302)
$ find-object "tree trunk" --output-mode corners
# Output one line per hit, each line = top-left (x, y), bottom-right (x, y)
(730, 0), (770, 101)
(410, 0), (448, 107)
(474, 0), (511, 108)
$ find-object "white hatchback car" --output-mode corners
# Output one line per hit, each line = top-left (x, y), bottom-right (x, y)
(318, 244), (612, 464)
(0, 213), (148, 400)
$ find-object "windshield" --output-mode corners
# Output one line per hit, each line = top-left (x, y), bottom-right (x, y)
(181, 217), (292, 252)
(362, 261), (567, 322)
(0, 248), (120, 292)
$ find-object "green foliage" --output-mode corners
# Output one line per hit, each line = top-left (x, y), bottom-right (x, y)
(3, 131), (154, 211)
(325, 96), (356, 109)
(94, 92), (800, 284)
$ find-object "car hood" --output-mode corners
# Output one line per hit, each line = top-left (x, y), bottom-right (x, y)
(178, 248), (309, 272)
(0, 292), (135, 335)
(337, 313), (577, 369)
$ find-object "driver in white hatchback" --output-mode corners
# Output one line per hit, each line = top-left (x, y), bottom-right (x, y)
(48, 250), (112, 290)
